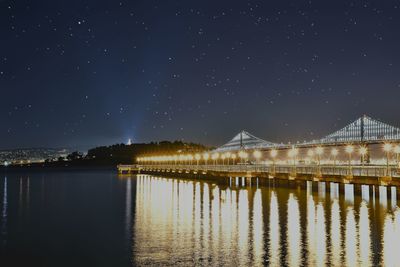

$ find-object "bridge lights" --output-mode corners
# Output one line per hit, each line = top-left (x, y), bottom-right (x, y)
(345, 145), (354, 154)
(314, 147), (322, 166)
(270, 149), (278, 173)
(288, 147), (298, 167)
(231, 153), (237, 165)
(178, 154), (185, 165)
(225, 152), (231, 165)
(221, 154), (226, 165)
(288, 146), (299, 176)
(288, 147), (298, 157)
(187, 154), (194, 165)
(195, 154), (201, 166)
(203, 153), (210, 165)
(307, 149), (314, 158)
(359, 147), (368, 155)
(359, 146), (368, 166)
(270, 149), (278, 160)
(212, 153), (220, 165)
(270, 149), (278, 158)
(383, 143), (392, 153)
(238, 151), (248, 164)
(394, 145), (400, 166)
(345, 145), (354, 173)
(253, 150), (262, 164)
(383, 143), (393, 175)
(331, 148), (338, 166)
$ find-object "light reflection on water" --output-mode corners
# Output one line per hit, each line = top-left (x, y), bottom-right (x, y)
(1, 173), (400, 266)
(132, 175), (400, 266)
(1, 177), (7, 246)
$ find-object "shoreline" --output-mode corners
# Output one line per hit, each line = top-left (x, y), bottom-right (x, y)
(0, 164), (117, 173)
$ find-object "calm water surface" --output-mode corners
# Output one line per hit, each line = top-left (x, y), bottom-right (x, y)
(0, 171), (400, 266)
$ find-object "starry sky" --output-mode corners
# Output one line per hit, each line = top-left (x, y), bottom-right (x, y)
(1, 0), (400, 150)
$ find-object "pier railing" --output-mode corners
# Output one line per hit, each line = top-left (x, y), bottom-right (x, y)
(136, 164), (400, 178)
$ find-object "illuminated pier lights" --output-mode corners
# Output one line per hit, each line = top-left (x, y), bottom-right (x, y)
(137, 151), (246, 166)
(138, 143), (400, 167)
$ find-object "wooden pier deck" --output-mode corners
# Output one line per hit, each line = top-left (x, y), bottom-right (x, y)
(118, 164), (400, 188)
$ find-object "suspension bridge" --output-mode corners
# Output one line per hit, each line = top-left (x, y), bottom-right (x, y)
(119, 115), (400, 191)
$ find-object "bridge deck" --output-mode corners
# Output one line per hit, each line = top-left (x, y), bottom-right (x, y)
(118, 164), (400, 187)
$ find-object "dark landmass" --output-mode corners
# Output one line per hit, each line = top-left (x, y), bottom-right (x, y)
(1, 141), (210, 169)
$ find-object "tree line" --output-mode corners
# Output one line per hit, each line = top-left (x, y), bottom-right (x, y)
(51, 141), (210, 166)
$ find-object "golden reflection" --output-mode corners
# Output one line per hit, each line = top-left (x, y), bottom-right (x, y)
(359, 201), (371, 266)
(130, 175), (400, 266)
(307, 192), (316, 266)
(383, 208), (400, 266)
(211, 186), (220, 261)
(315, 203), (326, 266)
(330, 182), (339, 199)
(379, 186), (388, 207)
(287, 194), (300, 267)
(238, 190), (249, 266)
(389, 187), (397, 210)
(252, 190), (264, 266)
(345, 207), (357, 267)
(269, 190), (280, 266)
(318, 182), (326, 198)
(345, 184), (354, 203)
(361, 185), (370, 202)
(306, 184), (327, 266)
(330, 199), (341, 266)
(193, 182), (201, 256)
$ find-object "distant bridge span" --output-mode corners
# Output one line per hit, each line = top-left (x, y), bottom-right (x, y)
(214, 115), (400, 152)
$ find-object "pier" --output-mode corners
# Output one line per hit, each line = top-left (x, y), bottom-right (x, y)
(118, 163), (399, 186)
(118, 115), (400, 195)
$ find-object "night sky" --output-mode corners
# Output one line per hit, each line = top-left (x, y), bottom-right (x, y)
(1, 0), (400, 150)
